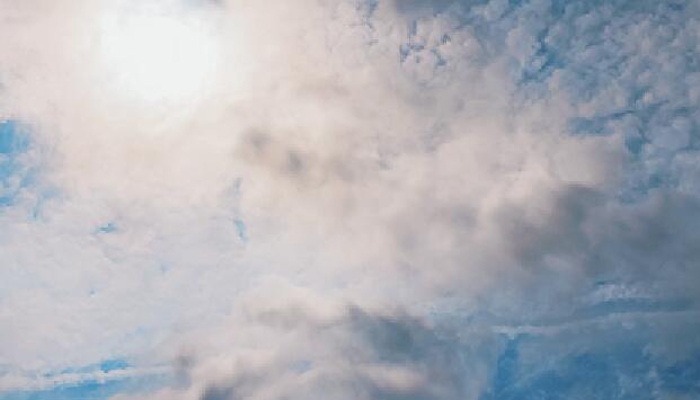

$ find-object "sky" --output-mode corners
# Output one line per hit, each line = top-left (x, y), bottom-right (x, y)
(1, 0), (700, 399)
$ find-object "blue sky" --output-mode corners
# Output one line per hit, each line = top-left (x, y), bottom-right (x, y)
(1, 0), (699, 399)
(1, 359), (170, 400)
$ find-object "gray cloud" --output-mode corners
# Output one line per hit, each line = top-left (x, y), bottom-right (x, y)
(181, 304), (495, 400)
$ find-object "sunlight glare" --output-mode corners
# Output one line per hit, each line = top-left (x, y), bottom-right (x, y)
(100, 11), (219, 103)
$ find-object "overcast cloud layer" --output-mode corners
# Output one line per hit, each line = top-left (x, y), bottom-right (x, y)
(1, 0), (700, 399)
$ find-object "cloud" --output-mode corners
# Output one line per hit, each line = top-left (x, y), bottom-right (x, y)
(0, 0), (699, 399)
(111, 288), (499, 400)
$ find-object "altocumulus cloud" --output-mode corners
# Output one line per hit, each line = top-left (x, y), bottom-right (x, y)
(1, 0), (700, 399)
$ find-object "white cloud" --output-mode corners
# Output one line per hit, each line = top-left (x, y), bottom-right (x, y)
(0, 0), (699, 398)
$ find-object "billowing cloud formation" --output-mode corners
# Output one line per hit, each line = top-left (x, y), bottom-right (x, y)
(1, 0), (699, 399)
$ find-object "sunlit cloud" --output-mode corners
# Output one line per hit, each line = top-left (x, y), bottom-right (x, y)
(1, 0), (699, 399)
(99, 2), (220, 103)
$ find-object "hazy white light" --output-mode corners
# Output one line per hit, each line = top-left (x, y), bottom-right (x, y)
(100, 11), (219, 102)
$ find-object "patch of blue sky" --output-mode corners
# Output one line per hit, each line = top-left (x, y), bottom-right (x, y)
(427, 278), (700, 398)
(568, 111), (636, 137)
(493, 0), (700, 206)
(619, 166), (680, 204)
(28, 186), (60, 220)
(0, 120), (30, 155)
(0, 359), (171, 400)
(475, 277), (700, 398)
(234, 218), (248, 242)
(99, 360), (129, 374)
(96, 221), (119, 235)
(660, 356), (700, 394)
(488, 334), (522, 397)
(481, 333), (700, 400)
(291, 360), (313, 374)
(352, 0), (379, 31)
(0, 120), (33, 207)
(0, 377), (165, 400)
(229, 178), (248, 242)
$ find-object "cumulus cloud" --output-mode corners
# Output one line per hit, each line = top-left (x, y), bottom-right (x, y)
(109, 283), (498, 400)
(0, 0), (699, 399)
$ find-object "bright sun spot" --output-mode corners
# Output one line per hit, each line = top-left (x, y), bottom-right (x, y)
(100, 10), (219, 103)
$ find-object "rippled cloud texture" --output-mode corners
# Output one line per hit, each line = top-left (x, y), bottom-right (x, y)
(1, 0), (700, 399)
